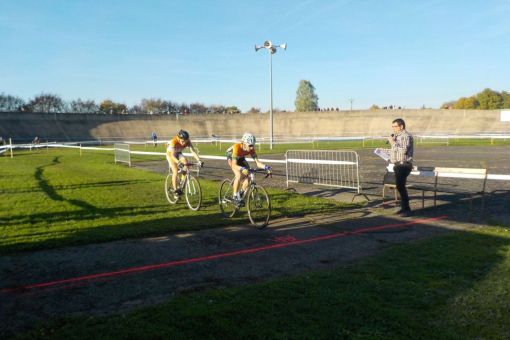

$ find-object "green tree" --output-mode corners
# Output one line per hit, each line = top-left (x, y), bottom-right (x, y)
(453, 96), (479, 109)
(140, 98), (166, 114)
(294, 80), (319, 112)
(99, 99), (127, 114)
(501, 91), (510, 109)
(369, 104), (380, 110)
(476, 88), (503, 109)
(224, 106), (240, 114)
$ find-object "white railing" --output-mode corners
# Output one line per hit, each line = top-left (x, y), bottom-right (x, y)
(114, 143), (131, 166)
(285, 150), (361, 193)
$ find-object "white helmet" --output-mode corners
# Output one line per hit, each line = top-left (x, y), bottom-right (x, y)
(241, 132), (256, 145)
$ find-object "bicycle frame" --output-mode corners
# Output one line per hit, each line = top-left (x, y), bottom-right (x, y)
(218, 168), (272, 228)
(166, 162), (203, 210)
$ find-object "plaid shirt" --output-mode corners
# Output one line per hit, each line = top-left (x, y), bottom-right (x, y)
(389, 130), (413, 164)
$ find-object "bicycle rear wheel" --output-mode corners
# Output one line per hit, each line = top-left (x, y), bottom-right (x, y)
(218, 179), (237, 218)
(247, 184), (271, 228)
(165, 173), (179, 204)
(185, 176), (202, 211)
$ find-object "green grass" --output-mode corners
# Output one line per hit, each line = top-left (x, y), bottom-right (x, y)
(0, 149), (350, 254)
(17, 226), (510, 339)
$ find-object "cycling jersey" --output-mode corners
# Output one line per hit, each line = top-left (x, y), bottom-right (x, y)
(167, 136), (191, 154)
(226, 143), (257, 163)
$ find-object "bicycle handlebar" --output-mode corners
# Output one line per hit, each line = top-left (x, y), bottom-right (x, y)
(247, 168), (273, 178)
(178, 162), (203, 169)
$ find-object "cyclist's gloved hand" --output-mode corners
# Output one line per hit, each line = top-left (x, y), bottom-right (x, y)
(240, 167), (249, 176)
(264, 165), (273, 178)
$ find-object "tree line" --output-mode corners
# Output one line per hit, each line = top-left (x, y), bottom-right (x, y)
(1, 80), (320, 115)
(442, 88), (510, 110)
(0, 93), (243, 115)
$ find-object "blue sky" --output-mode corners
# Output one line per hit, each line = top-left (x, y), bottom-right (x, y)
(1, 0), (509, 111)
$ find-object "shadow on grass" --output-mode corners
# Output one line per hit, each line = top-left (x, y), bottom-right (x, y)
(0, 210), (237, 254)
(35, 157), (96, 210)
(0, 179), (156, 195)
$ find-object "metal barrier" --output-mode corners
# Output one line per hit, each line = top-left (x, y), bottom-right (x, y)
(285, 150), (362, 193)
(114, 143), (131, 166)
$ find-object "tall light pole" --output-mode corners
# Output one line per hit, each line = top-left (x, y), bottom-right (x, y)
(348, 98), (354, 111)
(255, 40), (286, 150)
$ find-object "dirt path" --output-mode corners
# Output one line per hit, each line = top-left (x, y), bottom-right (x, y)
(0, 205), (475, 337)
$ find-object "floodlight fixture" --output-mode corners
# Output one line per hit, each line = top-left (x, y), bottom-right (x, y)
(255, 40), (287, 150)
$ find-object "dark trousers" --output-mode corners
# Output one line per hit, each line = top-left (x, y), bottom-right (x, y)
(394, 163), (413, 211)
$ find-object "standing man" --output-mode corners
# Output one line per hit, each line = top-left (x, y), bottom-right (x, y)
(151, 131), (158, 148)
(387, 118), (414, 217)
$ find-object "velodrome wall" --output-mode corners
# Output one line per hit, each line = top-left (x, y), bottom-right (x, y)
(1, 109), (508, 142)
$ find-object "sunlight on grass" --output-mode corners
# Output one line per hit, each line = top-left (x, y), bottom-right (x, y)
(0, 149), (349, 253)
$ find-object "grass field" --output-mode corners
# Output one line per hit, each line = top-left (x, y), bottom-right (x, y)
(18, 225), (510, 339)
(4, 147), (510, 339)
(0, 149), (350, 254)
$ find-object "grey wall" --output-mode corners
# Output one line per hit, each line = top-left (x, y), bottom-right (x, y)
(1, 109), (509, 142)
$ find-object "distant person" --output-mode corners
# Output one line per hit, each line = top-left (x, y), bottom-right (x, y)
(32, 136), (40, 151)
(386, 118), (414, 217)
(151, 131), (158, 148)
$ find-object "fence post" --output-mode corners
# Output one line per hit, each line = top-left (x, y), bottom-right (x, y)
(9, 138), (13, 158)
(285, 151), (289, 188)
(80, 144), (82, 156)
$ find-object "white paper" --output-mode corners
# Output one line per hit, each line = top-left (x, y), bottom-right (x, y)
(374, 148), (390, 162)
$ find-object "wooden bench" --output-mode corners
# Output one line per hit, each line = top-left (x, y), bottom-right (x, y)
(422, 167), (488, 213)
(382, 166), (488, 214)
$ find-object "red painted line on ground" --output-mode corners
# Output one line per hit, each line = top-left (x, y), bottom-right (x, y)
(1, 215), (447, 293)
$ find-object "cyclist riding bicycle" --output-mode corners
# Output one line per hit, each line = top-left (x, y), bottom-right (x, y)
(166, 130), (203, 195)
(226, 132), (271, 206)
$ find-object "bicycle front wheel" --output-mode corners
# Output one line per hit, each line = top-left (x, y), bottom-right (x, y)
(218, 179), (237, 218)
(247, 184), (271, 228)
(165, 174), (179, 204)
(185, 176), (202, 211)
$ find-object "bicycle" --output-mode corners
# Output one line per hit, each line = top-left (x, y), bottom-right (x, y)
(165, 162), (203, 210)
(218, 168), (272, 229)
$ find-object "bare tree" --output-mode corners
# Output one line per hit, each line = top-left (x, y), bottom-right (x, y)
(0, 93), (25, 112)
(24, 93), (64, 113)
(190, 102), (207, 114)
(208, 105), (226, 114)
(70, 99), (99, 114)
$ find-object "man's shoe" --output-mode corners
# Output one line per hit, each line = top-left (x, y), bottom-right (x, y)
(174, 189), (183, 195)
(399, 210), (412, 217)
